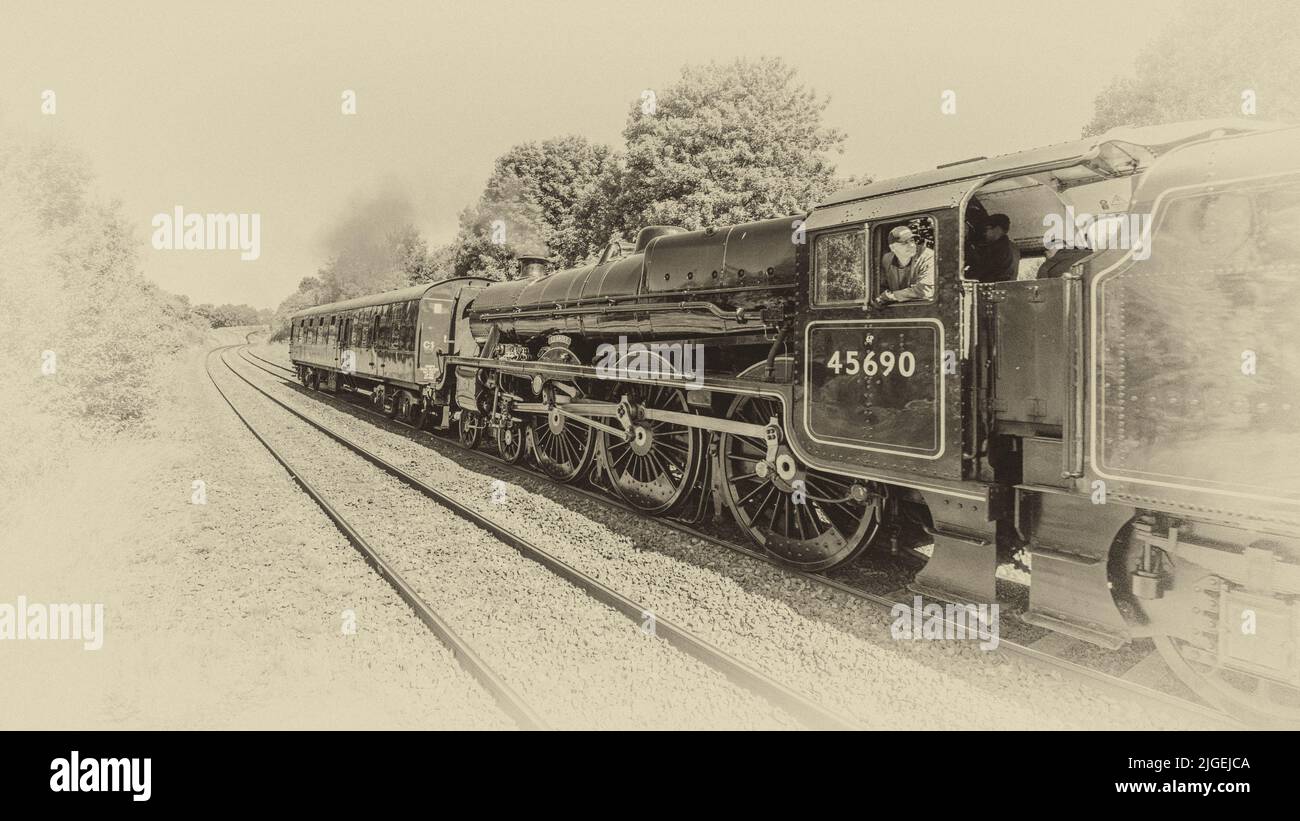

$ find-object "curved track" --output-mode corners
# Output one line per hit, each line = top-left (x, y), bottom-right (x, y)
(242, 344), (1247, 729)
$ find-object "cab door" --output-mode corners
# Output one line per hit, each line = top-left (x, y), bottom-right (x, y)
(792, 204), (965, 481)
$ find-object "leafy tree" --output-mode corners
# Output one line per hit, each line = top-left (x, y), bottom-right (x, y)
(193, 303), (264, 328)
(444, 174), (547, 280)
(1083, 0), (1300, 136)
(270, 275), (330, 340)
(439, 58), (849, 277)
(393, 224), (437, 283)
(1, 124), (204, 452)
(315, 187), (435, 299)
(445, 136), (614, 277)
(597, 56), (848, 237)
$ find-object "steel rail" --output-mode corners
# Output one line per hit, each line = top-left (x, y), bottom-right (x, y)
(208, 343), (548, 730)
(242, 345), (1245, 728)
(228, 346), (856, 730)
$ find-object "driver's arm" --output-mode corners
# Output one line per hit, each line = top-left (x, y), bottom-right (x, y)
(884, 252), (934, 302)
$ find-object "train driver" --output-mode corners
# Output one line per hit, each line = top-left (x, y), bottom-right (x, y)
(875, 225), (935, 305)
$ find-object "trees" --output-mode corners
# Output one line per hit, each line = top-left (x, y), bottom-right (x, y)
(1, 125), (204, 445)
(315, 188), (434, 300)
(192, 303), (265, 328)
(444, 136), (615, 278)
(440, 57), (850, 279)
(1083, 0), (1300, 136)
(270, 275), (330, 341)
(281, 55), (851, 306)
(602, 57), (848, 235)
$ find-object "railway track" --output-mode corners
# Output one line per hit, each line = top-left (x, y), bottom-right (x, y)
(218, 341), (857, 730)
(239, 343), (1245, 729)
(208, 343), (546, 729)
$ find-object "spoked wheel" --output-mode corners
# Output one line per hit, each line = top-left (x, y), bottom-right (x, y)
(530, 407), (595, 483)
(717, 390), (880, 571)
(497, 421), (526, 464)
(597, 384), (705, 514)
(1153, 635), (1300, 727)
(458, 410), (484, 449)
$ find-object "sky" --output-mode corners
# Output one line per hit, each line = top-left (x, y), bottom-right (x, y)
(0, 0), (1184, 308)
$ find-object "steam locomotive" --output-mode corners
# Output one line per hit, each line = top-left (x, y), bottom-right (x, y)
(291, 120), (1300, 723)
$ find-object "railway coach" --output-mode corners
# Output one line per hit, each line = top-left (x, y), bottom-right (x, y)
(289, 277), (491, 427)
(292, 120), (1300, 722)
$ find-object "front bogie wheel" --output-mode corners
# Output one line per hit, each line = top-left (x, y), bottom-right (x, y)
(458, 410), (484, 449)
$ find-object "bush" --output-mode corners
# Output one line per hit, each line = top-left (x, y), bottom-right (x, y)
(0, 124), (206, 493)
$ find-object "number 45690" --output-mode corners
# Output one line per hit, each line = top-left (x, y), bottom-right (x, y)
(826, 349), (916, 377)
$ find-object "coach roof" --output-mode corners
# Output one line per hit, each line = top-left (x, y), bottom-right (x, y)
(291, 283), (436, 321)
(291, 277), (491, 321)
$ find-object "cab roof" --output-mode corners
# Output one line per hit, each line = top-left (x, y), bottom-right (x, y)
(819, 119), (1281, 209)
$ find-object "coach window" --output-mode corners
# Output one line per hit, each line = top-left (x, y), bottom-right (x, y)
(872, 216), (937, 305)
(400, 301), (417, 350)
(813, 227), (867, 305)
(390, 304), (403, 351)
(375, 307), (388, 349)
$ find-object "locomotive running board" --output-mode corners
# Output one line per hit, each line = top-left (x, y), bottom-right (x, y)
(511, 398), (777, 439)
(447, 354), (782, 397)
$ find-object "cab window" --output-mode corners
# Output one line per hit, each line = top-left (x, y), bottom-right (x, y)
(812, 228), (867, 305)
(873, 216), (937, 304)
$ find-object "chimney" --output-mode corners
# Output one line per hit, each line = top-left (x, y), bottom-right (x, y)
(517, 254), (550, 279)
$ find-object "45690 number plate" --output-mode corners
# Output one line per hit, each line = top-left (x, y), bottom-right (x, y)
(803, 320), (943, 458)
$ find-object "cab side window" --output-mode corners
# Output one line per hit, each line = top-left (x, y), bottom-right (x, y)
(873, 216), (936, 304)
(813, 228), (867, 305)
